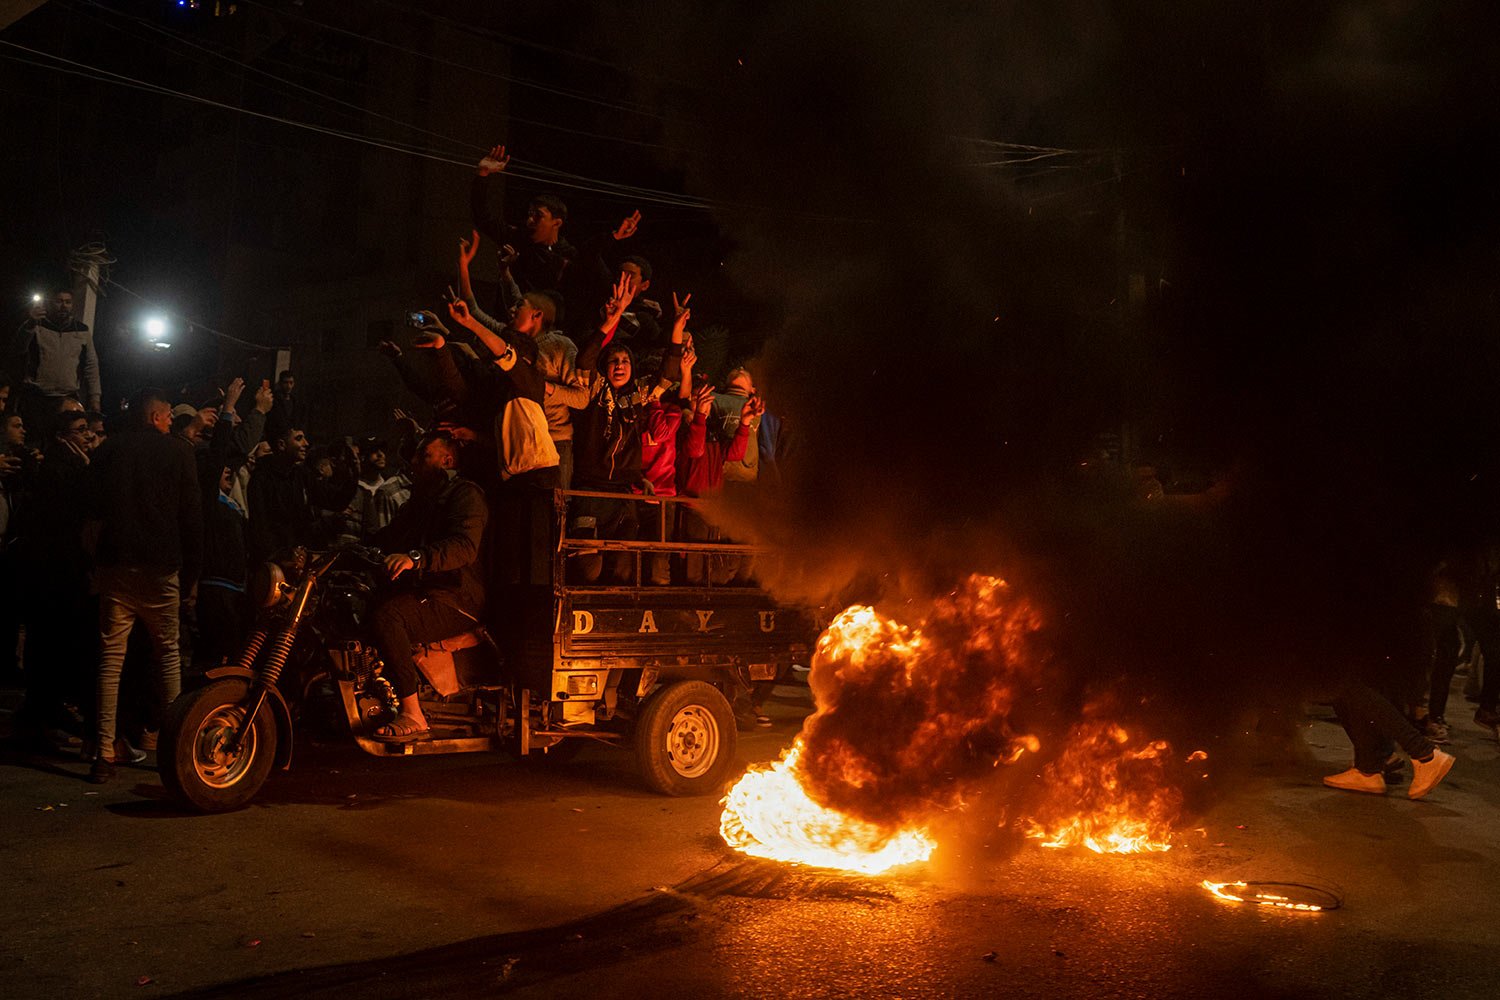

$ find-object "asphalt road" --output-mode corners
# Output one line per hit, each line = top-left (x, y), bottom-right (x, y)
(3, 682), (1498, 999)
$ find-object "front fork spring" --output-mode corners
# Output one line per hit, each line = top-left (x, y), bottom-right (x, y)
(257, 626), (299, 689)
(234, 628), (269, 671)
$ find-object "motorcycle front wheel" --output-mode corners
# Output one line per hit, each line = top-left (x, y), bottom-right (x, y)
(159, 678), (278, 813)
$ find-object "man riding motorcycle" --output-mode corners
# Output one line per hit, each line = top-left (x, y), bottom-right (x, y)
(367, 432), (488, 742)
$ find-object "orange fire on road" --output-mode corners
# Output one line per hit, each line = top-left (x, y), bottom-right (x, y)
(719, 740), (936, 875)
(1201, 881), (1329, 912)
(718, 575), (1201, 873)
(1020, 720), (1189, 854)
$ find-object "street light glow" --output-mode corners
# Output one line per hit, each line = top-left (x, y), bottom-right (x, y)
(144, 316), (168, 340)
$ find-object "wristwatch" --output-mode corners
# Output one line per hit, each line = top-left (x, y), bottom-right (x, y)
(408, 549), (424, 568)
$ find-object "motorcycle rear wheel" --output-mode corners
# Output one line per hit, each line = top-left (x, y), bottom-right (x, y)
(159, 678), (278, 813)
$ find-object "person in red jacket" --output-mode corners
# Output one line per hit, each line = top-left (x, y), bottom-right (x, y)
(676, 377), (760, 585)
(639, 341), (696, 584)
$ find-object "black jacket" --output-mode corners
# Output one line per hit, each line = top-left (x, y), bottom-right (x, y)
(90, 428), (203, 579)
(570, 325), (663, 490)
(371, 471), (488, 615)
(471, 175), (576, 300)
(248, 455), (312, 559)
(17, 441), (91, 579)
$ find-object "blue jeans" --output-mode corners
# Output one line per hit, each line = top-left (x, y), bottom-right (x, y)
(96, 567), (182, 758)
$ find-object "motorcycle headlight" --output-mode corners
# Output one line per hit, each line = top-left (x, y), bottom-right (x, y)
(249, 561), (288, 608)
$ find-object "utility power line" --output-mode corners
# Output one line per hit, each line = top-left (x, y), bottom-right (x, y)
(0, 40), (719, 210)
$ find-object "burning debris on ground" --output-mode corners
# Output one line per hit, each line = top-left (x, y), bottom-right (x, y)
(719, 574), (1216, 873)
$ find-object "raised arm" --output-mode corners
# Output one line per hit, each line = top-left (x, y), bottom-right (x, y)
(469, 144), (511, 243)
(456, 229), (482, 307)
(8, 321), (35, 382)
(570, 209), (644, 312)
(682, 383), (715, 460)
(204, 378), (244, 492)
(649, 291), (692, 391)
(79, 329), (102, 411)
(232, 379), (273, 457)
(445, 299), (520, 362)
(725, 395), (763, 464)
(576, 271), (636, 372)
(677, 340), (698, 405)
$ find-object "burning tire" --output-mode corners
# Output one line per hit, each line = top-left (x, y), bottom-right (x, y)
(634, 681), (737, 796)
(159, 678), (277, 813)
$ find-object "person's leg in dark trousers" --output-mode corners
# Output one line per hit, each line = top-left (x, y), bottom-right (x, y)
(1468, 606), (1500, 726)
(194, 584), (247, 666)
(494, 467), (557, 587)
(1333, 681), (1436, 773)
(679, 504), (709, 585)
(0, 549), (21, 686)
(603, 497), (639, 585)
(567, 493), (638, 585)
(493, 480), (526, 588)
(367, 591), (474, 739)
(646, 500), (670, 586)
(22, 575), (95, 741)
(1425, 603), (1462, 725)
(16, 582), (71, 746)
(526, 472), (557, 586)
(567, 494), (606, 584)
(555, 439), (573, 492)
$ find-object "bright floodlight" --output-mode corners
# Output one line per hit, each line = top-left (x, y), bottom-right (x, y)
(144, 316), (168, 340)
(31, 292), (42, 303)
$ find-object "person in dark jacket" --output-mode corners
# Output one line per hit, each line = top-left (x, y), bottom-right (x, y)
(86, 388), (202, 783)
(196, 459), (249, 666)
(264, 370), (302, 444)
(247, 425), (314, 559)
(366, 432), (488, 743)
(562, 276), (674, 583)
(12, 410), (95, 749)
(246, 425), (354, 559)
(470, 144), (575, 311)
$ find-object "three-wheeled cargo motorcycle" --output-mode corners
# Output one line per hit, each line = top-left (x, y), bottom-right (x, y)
(159, 490), (813, 812)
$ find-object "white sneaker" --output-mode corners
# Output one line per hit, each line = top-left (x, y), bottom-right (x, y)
(1408, 749), (1455, 800)
(114, 738), (147, 765)
(1323, 767), (1386, 794)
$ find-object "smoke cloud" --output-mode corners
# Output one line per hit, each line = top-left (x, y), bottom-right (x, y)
(605, 2), (1500, 820)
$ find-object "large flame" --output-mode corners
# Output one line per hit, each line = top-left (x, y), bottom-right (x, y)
(719, 740), (936, 875)
(794, 580), (1045, 827)
(1020, 719), (1186, 853)
(718, 575), (1198, 872)
(718, 581), (1039, 874)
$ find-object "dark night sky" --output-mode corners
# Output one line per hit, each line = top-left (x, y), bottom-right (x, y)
(6, 1), (1500, 728)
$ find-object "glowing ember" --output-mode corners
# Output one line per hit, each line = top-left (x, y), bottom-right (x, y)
(720, 741), (935, 875)
(1201, 880), (1328, 912)
(1021, 720), (1186, 853)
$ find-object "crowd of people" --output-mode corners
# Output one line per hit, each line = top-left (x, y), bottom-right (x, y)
(3, 143), (788, 778)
